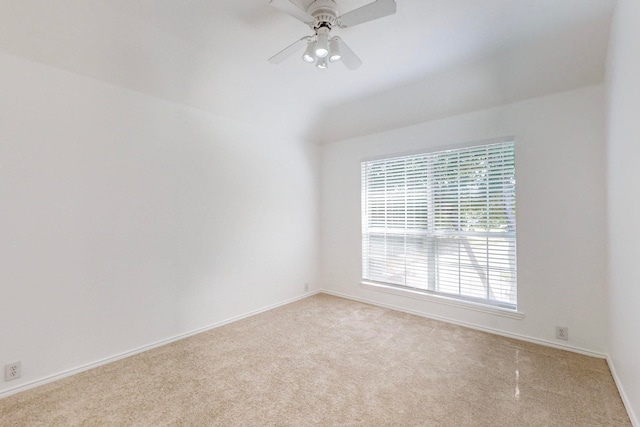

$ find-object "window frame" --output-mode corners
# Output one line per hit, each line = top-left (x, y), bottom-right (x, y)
(360, 137), (519, 314)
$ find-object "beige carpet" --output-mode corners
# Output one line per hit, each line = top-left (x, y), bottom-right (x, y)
(0, 293), (631, 426)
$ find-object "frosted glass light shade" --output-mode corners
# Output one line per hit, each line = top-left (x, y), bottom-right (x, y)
(315, 33), (329, 58)
(316, 56), (328, 69)
(329, 38), (341, 62)
(302, 40), (316, 63)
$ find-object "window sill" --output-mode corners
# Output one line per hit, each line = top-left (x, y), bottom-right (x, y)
(360, 281), (525, 320)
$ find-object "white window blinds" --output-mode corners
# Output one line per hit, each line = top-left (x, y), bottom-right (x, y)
(361, 141), (517, 309)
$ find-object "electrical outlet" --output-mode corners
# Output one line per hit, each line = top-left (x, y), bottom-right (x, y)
(304, 282), (309, 292)
(5, 361), (22, 381)
(556, 326), (569, 341)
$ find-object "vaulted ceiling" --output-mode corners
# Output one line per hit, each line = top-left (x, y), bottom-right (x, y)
(0, 0), (615, 143)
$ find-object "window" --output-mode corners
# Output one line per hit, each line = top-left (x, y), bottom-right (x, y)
(361, 141), (517, 310)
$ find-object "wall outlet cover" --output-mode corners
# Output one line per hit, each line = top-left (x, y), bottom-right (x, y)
(5, 361), (22, 381)
(555, 326), (569, 341)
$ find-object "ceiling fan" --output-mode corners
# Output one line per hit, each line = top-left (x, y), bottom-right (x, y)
(268, 0), (397, 70)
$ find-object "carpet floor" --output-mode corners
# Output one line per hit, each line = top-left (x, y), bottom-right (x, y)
(0, 293), (631, 426)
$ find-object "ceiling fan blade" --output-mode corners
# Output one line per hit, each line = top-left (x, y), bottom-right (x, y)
(269, 0), (315, 24)
(338, 0), (396, 28)
(268, 36), (311, 64)
(334, 37), (362, 70)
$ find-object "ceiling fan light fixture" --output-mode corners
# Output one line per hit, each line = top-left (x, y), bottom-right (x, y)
(316, 56), (328, 69)
(302, 40), (317, 63)
(315, 28), (330, 58)
(329, 37), (341, 62)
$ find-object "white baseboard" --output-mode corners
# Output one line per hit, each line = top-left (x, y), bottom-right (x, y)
(321, 290), (608, 359)
(607, 356), (639, 427)
(0, 291), (320, 400)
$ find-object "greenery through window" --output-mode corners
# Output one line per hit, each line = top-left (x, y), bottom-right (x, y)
(361, 141), (517, 309)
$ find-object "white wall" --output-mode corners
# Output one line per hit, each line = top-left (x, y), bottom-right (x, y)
(0, 52), (319, 395)
(321, 85), (608, 354)
(606, 0), (640, 423)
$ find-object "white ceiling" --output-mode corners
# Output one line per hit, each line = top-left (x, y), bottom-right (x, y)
(0, 0), (615, 144)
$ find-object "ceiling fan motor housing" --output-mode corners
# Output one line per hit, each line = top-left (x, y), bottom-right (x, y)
(308, 0), (339, 29)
